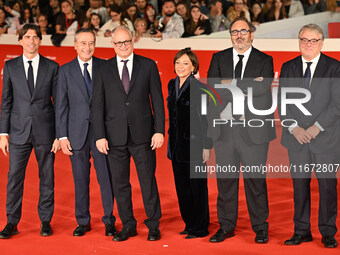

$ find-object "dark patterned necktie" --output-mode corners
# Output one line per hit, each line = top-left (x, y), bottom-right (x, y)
(83, 63), (92, 97)
(27, 60), (34, 96)
(121, 60), (130, 94)
(303, 62), (312, 89)
(234, 54), (244, 79)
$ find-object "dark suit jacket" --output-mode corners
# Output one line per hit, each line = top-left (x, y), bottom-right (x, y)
(91, 54), (165, 146)
(279, 53), (340, 153)
(56, 56), (104, 150)
(167, 76), (213, 162)
(207, 47), (276, 145)
(0, 54), (58, 145)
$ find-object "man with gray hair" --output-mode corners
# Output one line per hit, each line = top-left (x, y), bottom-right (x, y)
(55, 28), (116, 237)
(279, 23), (340, 248)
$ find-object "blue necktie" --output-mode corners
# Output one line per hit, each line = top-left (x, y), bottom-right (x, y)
(83, 63), (92, 97)
(27, 60), (34, 96)
(121, 60), (130, 94)
(303, 62), (312, 89)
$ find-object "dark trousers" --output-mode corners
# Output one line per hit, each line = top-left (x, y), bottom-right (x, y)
(107, 131), (161, 229)
(171, 159), (209, 237)
(214, 125), (269, 233)
(6, 131), (55, 225)
(288, 145), (338, 236)
(69, 126), (115, 226)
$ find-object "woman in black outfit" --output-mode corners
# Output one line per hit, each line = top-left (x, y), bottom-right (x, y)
(167, 48), (212, 239)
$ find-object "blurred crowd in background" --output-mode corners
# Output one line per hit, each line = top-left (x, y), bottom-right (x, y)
(0, 0), (339, 44)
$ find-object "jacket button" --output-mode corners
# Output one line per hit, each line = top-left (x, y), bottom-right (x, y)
(126, 102), (129, 106)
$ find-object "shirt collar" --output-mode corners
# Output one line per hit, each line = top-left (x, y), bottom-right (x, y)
(77, 56), (93, 67)
(116, 53), (134, 64)
(23, 53), (40, 64)
(233, 46), (252, 59)
(301, 53), (321, 65)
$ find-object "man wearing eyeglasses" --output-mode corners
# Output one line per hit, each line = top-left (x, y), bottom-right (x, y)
(91, 26), (165, 242)
(207, 17), (275, 244)
(279, 24), (340, 248)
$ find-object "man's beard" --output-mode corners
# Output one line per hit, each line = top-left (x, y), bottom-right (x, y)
(232, 37), (251, 51)
(165, 11), (175, 17)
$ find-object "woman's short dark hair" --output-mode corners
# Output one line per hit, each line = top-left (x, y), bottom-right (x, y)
(18, 24), (42, 41)
(174, 47), (199, 74)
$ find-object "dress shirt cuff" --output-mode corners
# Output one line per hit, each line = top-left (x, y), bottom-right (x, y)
(58, 137), (67, 140)
(314, 121), (324, 132)
(0, 133), (9, 136)
(288, 124), (299, 134)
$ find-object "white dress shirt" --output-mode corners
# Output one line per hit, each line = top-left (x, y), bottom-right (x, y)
(77, 56), (93, 79)
(23, 53), (40, 87)
(302, 53), (320, 83)
(232, 46), (252, 79)
(116, 53), (134, 80)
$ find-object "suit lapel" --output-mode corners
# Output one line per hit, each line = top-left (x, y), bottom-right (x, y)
(177, 77), (191, 100)
(71, 58), (89, 100)
(129, 54), (140, 94)
(111, 56), (127, 95)
(33, 55), (48, 99)
(244, 49), (259, 78)
(293, 56), (303, 78)
(221, 49), (234, 78)
(16, 55), (32, 99)
(310, 53), (327, 93)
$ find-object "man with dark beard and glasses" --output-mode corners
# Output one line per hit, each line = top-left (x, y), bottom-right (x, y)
(152, 0), (184, 38)
(207, 17), (275, 244)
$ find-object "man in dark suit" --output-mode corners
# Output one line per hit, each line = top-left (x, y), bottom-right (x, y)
(279, 24), (340, 248)
(207, 17), (275, 244)
(0, 24), (59, 239)
(55, 28), (116, 237)
(91, 26), (165, 242)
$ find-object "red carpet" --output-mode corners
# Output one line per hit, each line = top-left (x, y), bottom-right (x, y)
(0, 124), (339, 255)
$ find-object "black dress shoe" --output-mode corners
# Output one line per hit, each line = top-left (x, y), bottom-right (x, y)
(0, 224), (19, 239)
(209, 229), (235, 243)
(284, 233), (313, 245)
(40, 222), (52, 236)
(73, 224), (91, 236)
(322, 236), (337, 248)
(255, 230), (268, 244)
(179, 230), (189, 235)
(185, 234), (198, 239)
(105, 224), (117, 236)
(147, 228), (161, 241)
(113, 228), (137, 241)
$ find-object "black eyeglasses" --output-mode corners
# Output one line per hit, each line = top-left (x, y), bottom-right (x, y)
(230, 29), (250, 36)
(113, 39), (132, 47)
(299, 38), (321, 45)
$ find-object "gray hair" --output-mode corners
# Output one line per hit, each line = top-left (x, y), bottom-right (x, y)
(74, 28), (96, 43)
(298, 24), (324, 40)
(111, 26), (133, 42)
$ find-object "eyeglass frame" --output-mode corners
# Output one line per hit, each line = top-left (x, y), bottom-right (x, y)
(112, 39), (133, 48)
(299, 37), (321, 45)
(230, 29), (251, 36)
